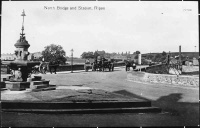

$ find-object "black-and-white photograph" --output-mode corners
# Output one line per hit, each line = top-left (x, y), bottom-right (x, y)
(1, 1), (199, 127)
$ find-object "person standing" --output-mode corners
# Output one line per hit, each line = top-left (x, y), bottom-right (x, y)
(39, 61), (43, 73)
(53, 60), (59, 74)
(49, 61), (53, 74)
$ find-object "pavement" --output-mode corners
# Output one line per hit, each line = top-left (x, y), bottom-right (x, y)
(1, 78), (161, 114)
(1, 66), (199, 127)
(1, 86), (145, 102)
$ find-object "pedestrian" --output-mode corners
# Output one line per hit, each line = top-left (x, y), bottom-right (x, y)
(49, 61), (53, 74)
(43, 63), (47, 74)
(53, 61), (58, 74)
(39, 61), (43, 73)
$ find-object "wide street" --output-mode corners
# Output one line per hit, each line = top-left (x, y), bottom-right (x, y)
(1, 67), (199, 127)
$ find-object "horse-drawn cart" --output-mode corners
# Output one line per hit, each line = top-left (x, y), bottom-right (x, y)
(92, 57), (114, 72)
(124, 60), (136, 71)
(84, 59), (92, 72)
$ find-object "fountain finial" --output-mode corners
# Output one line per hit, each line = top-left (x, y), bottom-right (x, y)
(20, 9), (26, 38)
(15, 10), (30, 49)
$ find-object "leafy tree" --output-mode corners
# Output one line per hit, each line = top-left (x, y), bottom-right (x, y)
(94, 51), (100, 59)
(104, 53), (111, 58)
(134, 55), (138, 59)
(81, 51), (94, 59)
(162, 51), (167, 56)
(136, 51), (141, 55)
(160, 51), (167, 62)
(141, 58), (149, 65)
(146, 54), (154, 60)
(41, 44), (67, 65)
(153, 53), (162, 62)
(111, 52), (117, 56)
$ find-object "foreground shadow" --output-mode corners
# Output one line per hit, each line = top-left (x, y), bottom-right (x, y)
(113, 90), (199, 125)
(153, 93), (199, 116)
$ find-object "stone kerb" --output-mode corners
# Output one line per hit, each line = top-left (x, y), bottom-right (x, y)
(127, 71), (199, 87)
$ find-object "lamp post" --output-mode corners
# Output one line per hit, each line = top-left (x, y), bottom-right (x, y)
(71, 49), (74, 73)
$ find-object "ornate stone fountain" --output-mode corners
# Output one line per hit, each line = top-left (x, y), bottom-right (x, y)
(1, 10), (56, 91)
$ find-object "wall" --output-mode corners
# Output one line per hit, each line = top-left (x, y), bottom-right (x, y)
(56, 64), (84, 71)
(127, 71), (199, 87)
(56, 62), (125, 71)
(134, 64), (169, 74)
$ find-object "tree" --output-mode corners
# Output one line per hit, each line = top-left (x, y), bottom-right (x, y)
(134, 55), (138, 59)
(94, 51), (100, 59)
(153, 53), (162, 62)
(146, 54), (154, 60)
(104, 53), (111, 58)
(111, 52), (117, 56)
(160, 51), (167, 62)
(162, 51), (167, 56)
(41, 44), (67, 65)
(81, 52), (94, 59)
(136, 51), (140, 55)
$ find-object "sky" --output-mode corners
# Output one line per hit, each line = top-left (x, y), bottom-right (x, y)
(1, 1), (199, 57)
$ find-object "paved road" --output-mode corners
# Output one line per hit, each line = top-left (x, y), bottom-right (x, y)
(1, 67), (199, 127)
(40, 67), (198, 102)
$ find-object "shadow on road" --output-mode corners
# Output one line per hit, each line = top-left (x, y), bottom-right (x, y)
(113, 90), (199, 125)
(153, 93), (199, 125)
(153, 93), (199, 114)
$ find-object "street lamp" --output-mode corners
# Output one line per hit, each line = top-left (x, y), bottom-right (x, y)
(195, 46), (196, 52)
(71, 49), (74, 73)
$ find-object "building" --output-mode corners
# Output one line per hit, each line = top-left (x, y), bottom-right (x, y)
(110, 54), (127, 60)
(28, 52), (42, 60)
(1, 52), (42, 61)
(1, 53), (16, 60)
